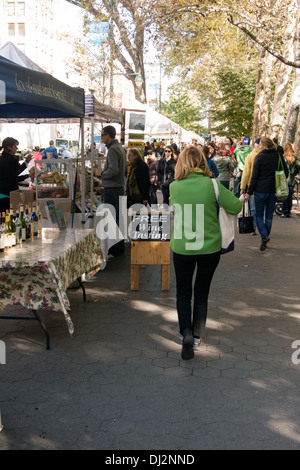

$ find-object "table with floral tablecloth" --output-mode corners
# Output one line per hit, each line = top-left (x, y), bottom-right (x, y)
(0, 228), (104, 337)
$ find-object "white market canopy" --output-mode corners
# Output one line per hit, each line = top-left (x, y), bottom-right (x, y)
(179, 129), (205, 145)
(122, 98), (204, 143)
(0, 41), (45, 72)
(122, 98), (180, 139)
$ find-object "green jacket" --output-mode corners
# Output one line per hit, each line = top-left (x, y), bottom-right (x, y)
(213, 155), (235, 181)
(233, 145), (252, 171)
(169, 171), (243, 255)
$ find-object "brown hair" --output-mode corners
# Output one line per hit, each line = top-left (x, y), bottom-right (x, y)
(175, 146), (211, 181)
(260, 137), (276, 149)
(284, 142), (295, 164)
(127, 148), (143, 164)
(2, 137), (19, 149)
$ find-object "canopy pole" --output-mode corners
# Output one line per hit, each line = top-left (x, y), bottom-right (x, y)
(80, 117), (86, 224)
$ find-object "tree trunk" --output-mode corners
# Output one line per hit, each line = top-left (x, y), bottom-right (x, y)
(282, 17), (300, 146)
(294, 110), (300, 159)
(282, 72), (300, 145)
(252, 48), (274, 142)
(268, 7), (296, 141)
(268, 62), (292, 141)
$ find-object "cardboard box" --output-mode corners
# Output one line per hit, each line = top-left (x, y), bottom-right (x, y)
(10, 189), (36, 212)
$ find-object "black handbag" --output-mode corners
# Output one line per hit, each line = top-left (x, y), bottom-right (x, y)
(238, 201), (254, 234)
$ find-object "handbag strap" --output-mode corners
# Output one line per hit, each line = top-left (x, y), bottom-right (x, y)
(211, 178), (219, 203)
(278, 153), (284, 171)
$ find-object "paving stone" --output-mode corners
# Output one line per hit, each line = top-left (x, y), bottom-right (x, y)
(1, 210), (300, 449)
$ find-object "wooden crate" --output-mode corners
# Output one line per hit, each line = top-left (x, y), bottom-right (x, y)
(130, 241), (170, 291)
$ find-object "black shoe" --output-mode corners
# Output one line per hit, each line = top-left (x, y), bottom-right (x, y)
(181, 328), (194, 360)
(260, 237), (268, 251)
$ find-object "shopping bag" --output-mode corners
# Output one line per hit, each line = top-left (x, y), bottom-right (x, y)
(212, 179), (235, 254)
(238, 200), (254, 234)
(275, 154), (288, 200)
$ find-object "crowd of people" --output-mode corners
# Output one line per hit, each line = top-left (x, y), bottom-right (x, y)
(1, 128), (299, 361)
(96, 127), (299, 360)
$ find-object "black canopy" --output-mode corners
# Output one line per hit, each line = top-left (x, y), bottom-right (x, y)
(0, 55), (85, 121)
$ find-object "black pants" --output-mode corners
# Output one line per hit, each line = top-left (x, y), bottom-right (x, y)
(173, 251), (220, 338)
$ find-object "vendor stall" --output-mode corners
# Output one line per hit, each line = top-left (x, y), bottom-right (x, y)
(0, 228), (104, 349)
(0, 48), (121, 347)
(0, 45), (124, 234)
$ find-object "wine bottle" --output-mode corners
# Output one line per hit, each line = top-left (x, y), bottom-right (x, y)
(19, 204), (26, 242)
(30, 204), (38, 239)
(15, 209), (22, 245)
(36, 202), (42, 237)
(4, 211), (10, 250)
(25, 206), (31, 240)
(9, 208), (16, 246)
(0, 213), (5, 252)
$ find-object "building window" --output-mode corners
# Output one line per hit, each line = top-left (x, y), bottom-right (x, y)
(8, 23), (15, 36)
(17, 43), (25, 53)
(17, 23), (25, 36)
(17, 2), (25, 15)
(7, 2), (15, 16)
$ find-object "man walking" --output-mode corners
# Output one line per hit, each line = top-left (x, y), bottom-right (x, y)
(101, 125), (126, 258)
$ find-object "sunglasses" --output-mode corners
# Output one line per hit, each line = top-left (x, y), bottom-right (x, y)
(165, 149), (172, 153)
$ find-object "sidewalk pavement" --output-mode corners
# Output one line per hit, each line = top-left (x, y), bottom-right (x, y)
(1, 204), (300, 450)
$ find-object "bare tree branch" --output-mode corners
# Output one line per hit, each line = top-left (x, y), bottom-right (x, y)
(227, 14), (300, 68)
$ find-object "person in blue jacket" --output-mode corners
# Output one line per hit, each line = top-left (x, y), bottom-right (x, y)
(42, 140), (58, 159)
(203, 145), (219, 178)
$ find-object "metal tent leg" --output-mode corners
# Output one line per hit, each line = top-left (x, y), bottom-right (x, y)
(31, 310), (50, 350)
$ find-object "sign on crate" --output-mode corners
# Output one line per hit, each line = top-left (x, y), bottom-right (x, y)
(128, 211), (170, 241)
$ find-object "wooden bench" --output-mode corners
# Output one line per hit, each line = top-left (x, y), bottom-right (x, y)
(130, 241), (170, 291)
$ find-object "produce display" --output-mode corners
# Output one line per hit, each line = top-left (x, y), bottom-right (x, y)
(39, 171), (67, 184)
(36, 168), (70, 199)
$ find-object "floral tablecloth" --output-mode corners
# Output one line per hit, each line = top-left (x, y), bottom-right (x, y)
(0, 228), (104, 334)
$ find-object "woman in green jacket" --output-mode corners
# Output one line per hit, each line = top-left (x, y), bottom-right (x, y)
(170, 146), (242, 360)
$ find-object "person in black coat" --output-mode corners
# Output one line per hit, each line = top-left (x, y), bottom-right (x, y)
(125, 148), (150, 208)
(0, 137), (32, 212)
(156, 146), (177, 205)
(147, 150), (158, 205)
(245, 136), (288, 251)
